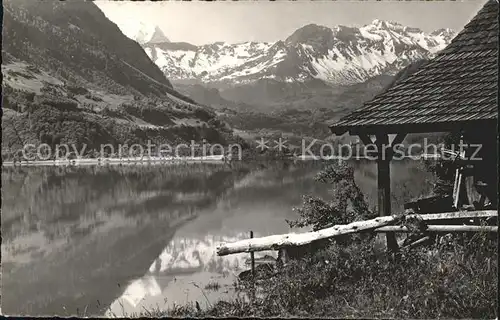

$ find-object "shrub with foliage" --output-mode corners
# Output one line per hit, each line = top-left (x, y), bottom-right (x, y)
(288, 161), (375, 231)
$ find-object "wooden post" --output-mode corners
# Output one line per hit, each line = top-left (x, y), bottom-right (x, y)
(250, 231), (257, 301)
(250, 231), (255, 279)
(453, 135), (465, 209)
(376, 133), (398, 253)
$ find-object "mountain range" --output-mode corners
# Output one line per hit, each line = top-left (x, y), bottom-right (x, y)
(129, 21), (454, 86)
(114, 20), (454, 139)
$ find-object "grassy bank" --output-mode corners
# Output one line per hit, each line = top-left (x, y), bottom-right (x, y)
(139, 232), (497, 318)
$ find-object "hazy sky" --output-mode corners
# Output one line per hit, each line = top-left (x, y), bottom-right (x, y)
(96, 0), (487, 45)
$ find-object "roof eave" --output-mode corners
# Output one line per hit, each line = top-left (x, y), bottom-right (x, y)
(329, 118), (498, 137)
(328, 124), (349, 136)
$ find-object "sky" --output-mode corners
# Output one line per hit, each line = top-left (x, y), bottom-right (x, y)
(96, 0), (487, 45)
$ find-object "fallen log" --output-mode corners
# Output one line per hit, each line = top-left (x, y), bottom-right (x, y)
(216, 210), (498, 256)
(375, 225), (497, 233)
(216, 216), (397, 256)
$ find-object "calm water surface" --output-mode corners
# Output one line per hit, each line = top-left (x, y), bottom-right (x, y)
(1, 160), (434, 316)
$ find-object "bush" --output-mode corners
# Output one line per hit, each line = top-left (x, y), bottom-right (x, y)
(287, 161), (375, 231)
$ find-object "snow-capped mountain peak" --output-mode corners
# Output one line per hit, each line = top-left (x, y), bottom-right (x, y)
(118, 20), (170, 45)
(369, 19), (403, 30)
(430, 28), (455, 40)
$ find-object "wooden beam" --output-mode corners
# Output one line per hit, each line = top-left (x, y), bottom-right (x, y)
(375, 225), (497, 233)
(390, 133), (407, 147)
(413, 210), (497, 221)
(216, 216), (397, 256)
(375, 133), (399, 253)
(357, 133), (374, 146)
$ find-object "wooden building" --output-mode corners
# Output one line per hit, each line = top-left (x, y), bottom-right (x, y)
(329, 0), (498, 252)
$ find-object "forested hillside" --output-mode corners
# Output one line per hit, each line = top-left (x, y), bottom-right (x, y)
(2, 0), (242, 160)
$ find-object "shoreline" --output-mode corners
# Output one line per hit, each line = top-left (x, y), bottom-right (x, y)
(1, 155), (228, 167)
(0, 155), (400, 167)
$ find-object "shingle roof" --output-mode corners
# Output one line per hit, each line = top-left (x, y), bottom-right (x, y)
(330, 0), (498, 135)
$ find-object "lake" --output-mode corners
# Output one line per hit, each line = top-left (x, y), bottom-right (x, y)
(1, 160), (435, 316)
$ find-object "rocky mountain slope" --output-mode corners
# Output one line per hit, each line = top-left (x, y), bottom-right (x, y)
(137, 21), (454, 86)
(2, 0), (239, 159)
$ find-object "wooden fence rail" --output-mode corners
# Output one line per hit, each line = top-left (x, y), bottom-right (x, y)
(216, 210), (497, 256)
(376, 225), (497, 232)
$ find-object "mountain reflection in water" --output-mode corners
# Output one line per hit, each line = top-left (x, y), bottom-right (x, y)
(108, 233), (267, 315)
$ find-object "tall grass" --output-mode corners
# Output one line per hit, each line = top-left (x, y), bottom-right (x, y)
(200, 232), (496, 318)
